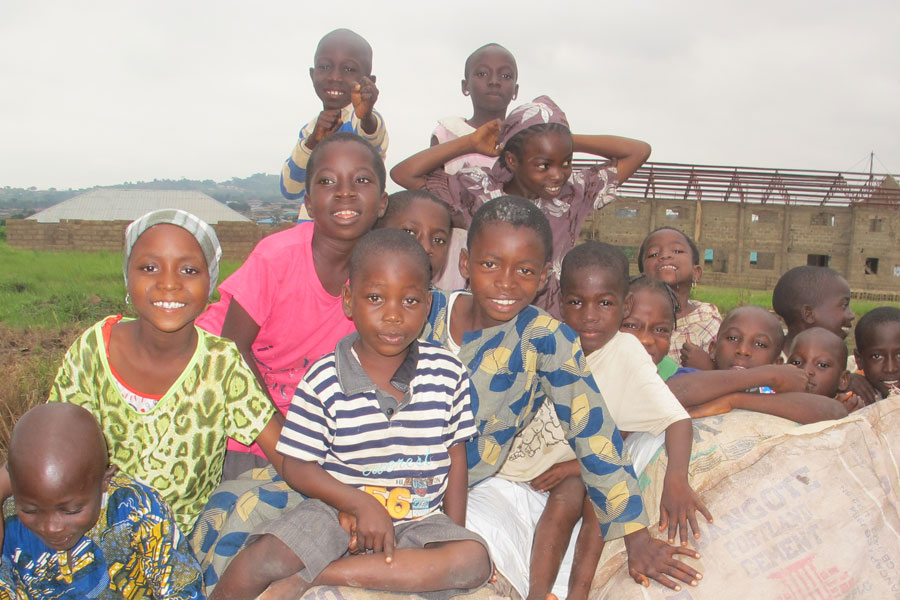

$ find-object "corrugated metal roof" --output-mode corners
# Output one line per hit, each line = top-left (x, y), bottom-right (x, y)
(27, 189), (252, 224)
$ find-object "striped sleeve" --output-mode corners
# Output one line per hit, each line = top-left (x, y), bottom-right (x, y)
(276, 357), (337, 463)
(443, 360), (478, 447)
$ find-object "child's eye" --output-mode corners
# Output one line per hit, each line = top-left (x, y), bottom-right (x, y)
(402, 228), (417, 237)
(562, 159), (571, 168)
(63, 507), (83, 515)
(480, 261), (496, 269)
(355, 175), (373, 184)
(535, 163), (549, 171)
(754, 341), (768, 349)
(403, 297), (421, 307)
(517, 267), (535, 276)
(139, 264), (158, 273)
(366, 294), (382, 303)
(726, 335), (738, 342)
(317, 176), (335, 185)
(621, 321), (637, 330)
(432, 236), (447, 246)
(673, 248), (685, 254)
(654, 327), (671, 335)
(476, 70), (488, 78)
(789, 358), (802, 366)
(600, 300), (612, 307)
(182, 266), (201, 275)
(870, 353), (883, 360)
(646, 251), (659, 259)
(501, 73), (513, 80)
(567, 299), (583, 306)
(343, 66), (356, 73)
(317, 63), (330, 71)
(816, 361), (831, 369)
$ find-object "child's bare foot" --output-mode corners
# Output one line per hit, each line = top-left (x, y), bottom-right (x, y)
(257, 574), (313, 600)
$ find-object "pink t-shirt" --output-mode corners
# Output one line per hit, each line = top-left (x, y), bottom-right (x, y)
(196, 221), (355, 456)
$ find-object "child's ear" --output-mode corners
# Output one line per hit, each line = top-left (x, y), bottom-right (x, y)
(102, 464), (117, 492)
(460, 79), (470, 97)
(838, 369), (851, 393)
(692, 264), (703, 286)
(503, 150), (519, 172)
(537, 262), (551, 292)
(458, 248), (470, 280)
(623, 291), (635, 317)
(708, 339), (717, 361)
(376, 191), (389, 219)
(341, 284), (353, 318)
(800, 304), (817, 326)
(309, 67), (316, 85)
(512, 83), (519, 100)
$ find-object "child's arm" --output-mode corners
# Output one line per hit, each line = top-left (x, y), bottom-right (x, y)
(441, 443), (470, 526)
(529, 459), (580, 493)
(281, 457), (397, 561)
(658, 419), (713, 547)
(253, 414), (286, 475)
(687, 391), (848, 423)
(351, 76), (379, 135)
(667, 364), (809, 407)
(220, 299), (269, 394)
(390, 120), (502, 190)
(571, 134), (651, 184)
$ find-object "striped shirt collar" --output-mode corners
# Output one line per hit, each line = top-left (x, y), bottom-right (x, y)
(334, 332), (419, 397)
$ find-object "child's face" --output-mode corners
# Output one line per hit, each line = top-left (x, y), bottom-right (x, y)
(127, 224), (210, 335)
(309, 32), (372, 110)
(786, 329), (849, 397)
(12, 466), (111, 552)
(342, 253), (431, 360)
(307, 141), (388, 242)
(855, 321), (900, 398)
(809, 277), (854, 339)
(381, 200), (451, 281)
(641, 229), (700, 288)
(561, 266), (630, 356)
(504, 130), (573, 202)
(711, 309), (782, 370)
(620, 288), (675, 365)
(460, 222), (550, 329)
(462, 47), (518, 114)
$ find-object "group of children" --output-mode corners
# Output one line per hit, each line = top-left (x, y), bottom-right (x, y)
(1, 26), (898, 600)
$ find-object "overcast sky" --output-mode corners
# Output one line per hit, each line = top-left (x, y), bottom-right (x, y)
(1, 1), (898, 190)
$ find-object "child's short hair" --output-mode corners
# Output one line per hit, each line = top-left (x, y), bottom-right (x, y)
(376, 190), (452, 229)
(791, 327), (849, 367)
(720, 305), (786, 354)
(349, 228), (432, 285)
(628, 274), (681, 322)
(772, 266), (845, 325)
(560, 241), (629, 295)
(637, 226), (700, 272)
(467, 195), (553, 262)
(463, 42), (516, 78)
(305, 132), (386, 194)
(315, 28), (373, 73)
(855, 307), (900, 349)
(499, 123), (571, 172)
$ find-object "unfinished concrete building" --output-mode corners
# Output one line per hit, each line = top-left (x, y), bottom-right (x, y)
(582, 161), (900, 296)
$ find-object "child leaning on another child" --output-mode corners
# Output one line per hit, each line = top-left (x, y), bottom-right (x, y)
(0, 403), (205, 599)
(280, 28), (388, 210)
(210, 230), (491, 600)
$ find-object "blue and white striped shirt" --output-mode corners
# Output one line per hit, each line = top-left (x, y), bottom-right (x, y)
(277, 334), (477, 522)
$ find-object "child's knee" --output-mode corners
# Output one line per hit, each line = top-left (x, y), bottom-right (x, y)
(243, 534), (305, 582)
(545, 476), (586, 513)
(451, 540), (492, 589)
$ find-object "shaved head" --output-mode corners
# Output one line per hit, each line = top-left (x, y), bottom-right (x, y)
(8, 403), (108, 487)
(315, 28), (373, 74)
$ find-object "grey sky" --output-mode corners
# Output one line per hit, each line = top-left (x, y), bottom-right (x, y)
(1, 1), (898, 190)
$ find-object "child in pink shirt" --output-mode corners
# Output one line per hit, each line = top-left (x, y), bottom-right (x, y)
(196, 132), (388, 471)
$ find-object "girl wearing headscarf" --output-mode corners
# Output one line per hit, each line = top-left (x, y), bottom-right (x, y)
(42, 209), (286, 535)
(392, 96), (651, 318)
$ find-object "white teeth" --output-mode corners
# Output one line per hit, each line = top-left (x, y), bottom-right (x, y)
(153, 301), (185, 309)
(660, 265), (676, 270)
(493, 299), (515, 306)
(333, 210), (359, 217)
(326, 90), (343, 96)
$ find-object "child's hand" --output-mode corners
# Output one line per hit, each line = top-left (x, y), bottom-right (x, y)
(469, 119), (502, 157)
(680, 340), (713, 370)
(337, 511), (363, 554)
(529, 460), (580, 492)
(847, 372), (877, 405)
(624, 529), (701, 591)
(767, 364), (810, 393)
(659, 477), (713, 547)
(351, 495), (397, 563)
(687, 396), (732, 419)
(836, 391), (866, 413)
(309, 109), (344, 147)
(351, 76), (379, 120)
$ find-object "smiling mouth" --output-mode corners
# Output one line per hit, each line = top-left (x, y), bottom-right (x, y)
(544, 186), (561, 195)
(840, 326), (851, 337)
(332, 209), (360, 220)
(658, 264), (677, 272)
(325, 89), (345, 97)
(153, 301), (185, 309)
(490, 298), (517, 307)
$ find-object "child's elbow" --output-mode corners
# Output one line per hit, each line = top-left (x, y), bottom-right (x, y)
(389, 163), (420, 190)
(636, 140), (652, 162)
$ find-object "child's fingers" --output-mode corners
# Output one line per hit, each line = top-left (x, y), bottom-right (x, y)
(628, 568), (650, 588)
(658, 508), (669, 532)
(383, 531), (395, 564)
(687, 511), (702, 541)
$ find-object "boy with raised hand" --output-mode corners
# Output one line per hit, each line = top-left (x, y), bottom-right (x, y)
(280, 28), (388, 208)
(0, 403), (204, 599)
(210, 229), (490, 600)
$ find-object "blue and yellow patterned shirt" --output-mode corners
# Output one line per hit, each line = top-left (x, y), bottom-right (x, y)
(421, 290), (649, 539)
(0, 472), (205, 600)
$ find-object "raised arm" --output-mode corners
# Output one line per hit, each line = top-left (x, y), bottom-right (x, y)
(390, 119), (501, 190)
(667, 364), (809, 407)
(571, 134), (651, 184)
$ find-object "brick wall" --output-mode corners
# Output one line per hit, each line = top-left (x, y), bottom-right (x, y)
(583, 197), (900, 293)
(6, 219), (288, 262)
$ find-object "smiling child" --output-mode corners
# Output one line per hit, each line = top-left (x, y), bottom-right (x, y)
(375, 190), (453, 284)
(854, 307), (900, 401)
(281, 29), (388, 208)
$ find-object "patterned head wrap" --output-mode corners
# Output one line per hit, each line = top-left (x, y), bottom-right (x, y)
(123, 209), (222, 299)
(492, 95), (571, 184)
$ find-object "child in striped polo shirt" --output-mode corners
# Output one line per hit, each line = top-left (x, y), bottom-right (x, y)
(209, 229), (491, 600)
